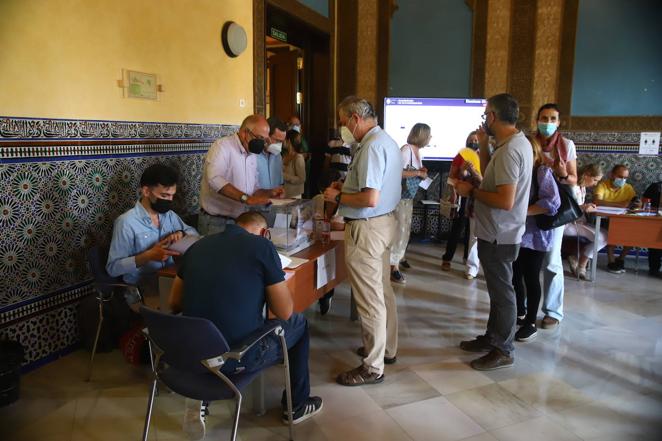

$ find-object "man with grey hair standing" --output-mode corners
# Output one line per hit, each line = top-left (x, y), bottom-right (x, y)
(324, 96), (402, 386)
(455, 93), (533, 371)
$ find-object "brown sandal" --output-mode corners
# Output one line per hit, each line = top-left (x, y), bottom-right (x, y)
(336, 365), (384, 386)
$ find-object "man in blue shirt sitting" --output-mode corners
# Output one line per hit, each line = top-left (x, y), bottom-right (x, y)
(169, 211), (322, 438)
(106, 164), (198, 308)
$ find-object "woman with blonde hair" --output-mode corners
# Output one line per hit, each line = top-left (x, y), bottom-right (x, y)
(563, 163), (606, 279)
(390, 123), (430, 284)
(512, 135), (561, 342)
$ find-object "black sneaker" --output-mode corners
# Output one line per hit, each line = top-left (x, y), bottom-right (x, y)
(400, 260), (411, 269)
(282, 396), (323, 425)
(607, 261), (625, 274)
(516, 315), (526, 326)
(515, 324), (537, 342)
(318, 296), (331, 316)
(459, 335), (492, 352)
(391, 270), (406, 285)
(470, 349), (514, 371)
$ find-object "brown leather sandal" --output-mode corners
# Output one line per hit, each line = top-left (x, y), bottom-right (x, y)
(336, 365), (384, 386)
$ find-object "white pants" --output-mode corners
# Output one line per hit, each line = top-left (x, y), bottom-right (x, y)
(564, 221), (607, 258)
(542, 226), (564, 321)
(465, 218), (480, 277)
(390, 199), (413, 266)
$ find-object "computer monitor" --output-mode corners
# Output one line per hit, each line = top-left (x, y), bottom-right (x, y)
(383, 97), (487, 161)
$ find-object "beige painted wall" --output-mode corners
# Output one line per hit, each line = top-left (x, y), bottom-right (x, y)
(0, 0), (253, 124)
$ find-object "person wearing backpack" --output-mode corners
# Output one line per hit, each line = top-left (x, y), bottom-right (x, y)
(512, 135), (561, 342)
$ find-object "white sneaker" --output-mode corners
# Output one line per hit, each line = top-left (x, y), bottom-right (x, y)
(183, 399), (207, 440)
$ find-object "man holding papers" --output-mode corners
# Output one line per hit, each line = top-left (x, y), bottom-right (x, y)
(106, 164), (198, 308)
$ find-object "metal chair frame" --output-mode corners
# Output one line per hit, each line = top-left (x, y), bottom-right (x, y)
(140, 308), (294, 441)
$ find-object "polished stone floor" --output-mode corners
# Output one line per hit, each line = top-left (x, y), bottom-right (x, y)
(2, 242), (661, 441)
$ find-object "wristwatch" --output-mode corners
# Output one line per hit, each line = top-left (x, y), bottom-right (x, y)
(240, 194), (249, 203)
(335, 192), (342, 204)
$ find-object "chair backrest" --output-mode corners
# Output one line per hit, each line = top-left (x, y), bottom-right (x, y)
(86, 246), (122, 295)
(140, 306), (231, 374)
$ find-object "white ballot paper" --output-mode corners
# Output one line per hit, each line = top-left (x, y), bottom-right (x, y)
(316, 248), (336, 289)
(167, 235), (201, 254)
(278, 253), (292, 270)
(595, 206), (627, 215)
(269, 198), (296, 206)
(419, 176), (434, 190)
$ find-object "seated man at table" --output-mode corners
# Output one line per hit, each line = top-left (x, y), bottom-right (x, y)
(593, 164), (638, 274)
(106, 164), (198, 309)
(169, 211), (322, 439)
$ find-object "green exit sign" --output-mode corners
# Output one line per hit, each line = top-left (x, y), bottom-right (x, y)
(270, 27), (287, 42)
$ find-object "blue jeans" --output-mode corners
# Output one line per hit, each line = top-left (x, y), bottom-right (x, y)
(230, 314), (310, 411)
(542, 226), (565, 321)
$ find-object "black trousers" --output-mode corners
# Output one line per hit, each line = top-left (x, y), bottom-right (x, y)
(442, 199), (469, 262)
(649, 248), (662, 274)
(513, 247), (546, 326)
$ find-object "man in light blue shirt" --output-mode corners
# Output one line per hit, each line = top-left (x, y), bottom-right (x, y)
(107, 164), (198, 305)
(256, 116), (287, 190)
(323, 96), (402, 386)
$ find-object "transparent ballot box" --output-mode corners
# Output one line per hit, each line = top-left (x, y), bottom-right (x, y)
(264, 198), (314, 253)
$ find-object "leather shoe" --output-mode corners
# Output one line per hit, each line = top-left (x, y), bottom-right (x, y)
(356, 347), (397, 364)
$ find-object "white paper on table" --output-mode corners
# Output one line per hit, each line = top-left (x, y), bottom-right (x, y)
(330, 230), (345, 241)
(167, 235), (201, 254)
(638, 132), (660, 155)
(595, 206), (627, 215)
(285, 256), (308, 269)
(278, 253), (292, 269)
(419, 177), (434, 190)
(274, 213), (289, 229)
(316, 248), (336, 289)
(421, 200), (441, 205)
(269, 198), (296, 206)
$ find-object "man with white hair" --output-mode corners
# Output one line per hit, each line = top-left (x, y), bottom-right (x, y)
(324, 96), (402, 386)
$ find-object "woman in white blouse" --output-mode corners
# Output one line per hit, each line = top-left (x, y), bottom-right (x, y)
(564, 163), (607, 280)
(283, 130), (307, 198)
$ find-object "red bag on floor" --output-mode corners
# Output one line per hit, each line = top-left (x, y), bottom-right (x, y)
(119, 324), (148, 365)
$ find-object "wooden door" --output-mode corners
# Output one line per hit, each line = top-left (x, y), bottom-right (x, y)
(268, 49), (298, 122)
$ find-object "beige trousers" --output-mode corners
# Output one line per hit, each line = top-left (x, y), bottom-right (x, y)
(344, 213), (398, 374)
(390, 199), (414, 266)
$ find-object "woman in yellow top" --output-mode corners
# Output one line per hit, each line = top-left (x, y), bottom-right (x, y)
(441, 131), (482, 279)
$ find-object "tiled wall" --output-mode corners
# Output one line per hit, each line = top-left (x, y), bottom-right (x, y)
(0, 116), (237, 366)
(1, 119), (660, 367)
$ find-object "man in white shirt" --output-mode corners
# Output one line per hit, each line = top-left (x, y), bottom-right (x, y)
(198, 115), (282, 235)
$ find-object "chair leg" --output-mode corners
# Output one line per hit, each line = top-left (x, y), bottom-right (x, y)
(279, 334), (294, 441)
(142, 378), (157, 441)
(230, 394), (242, 441)
(86, 298), (104, 382)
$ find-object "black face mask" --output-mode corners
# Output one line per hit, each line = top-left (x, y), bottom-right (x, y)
(151, 197), (173, 214)
(466, 142), (479, 150)
(248, 138), (265, 154)
(482, 113), (495, 137)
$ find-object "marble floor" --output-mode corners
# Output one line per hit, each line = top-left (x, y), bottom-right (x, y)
(2, 242), (662, 441)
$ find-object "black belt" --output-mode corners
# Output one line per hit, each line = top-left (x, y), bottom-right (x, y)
(200, 209), (235, 220)
(344, 211), (392, 223)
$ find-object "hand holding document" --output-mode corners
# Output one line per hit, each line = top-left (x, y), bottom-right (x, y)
(166, 235), (201, 254)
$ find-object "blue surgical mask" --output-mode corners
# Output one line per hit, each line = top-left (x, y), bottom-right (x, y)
(613, 177), (626, 188)
(537, 122), (558, 138)
(466, 142), (479, 150)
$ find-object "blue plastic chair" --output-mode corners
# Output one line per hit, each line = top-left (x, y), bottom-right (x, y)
(85, 245), (145, 382)
(139, 306), (294, 441)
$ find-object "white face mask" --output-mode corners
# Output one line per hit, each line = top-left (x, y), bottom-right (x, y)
(340, 126), (356, 146)
(290, 124), (301, 133)
(266, 142), (282, 155)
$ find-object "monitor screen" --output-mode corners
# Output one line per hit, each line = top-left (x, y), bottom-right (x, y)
(383, 97), (487, 161)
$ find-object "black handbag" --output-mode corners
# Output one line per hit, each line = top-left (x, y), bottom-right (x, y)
(532, 170), (582, 230)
